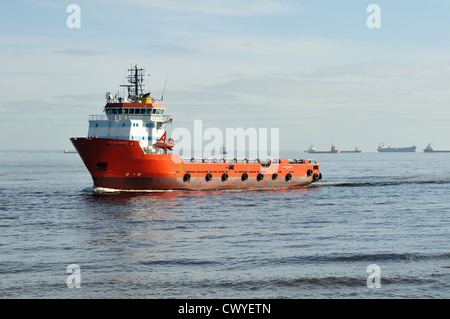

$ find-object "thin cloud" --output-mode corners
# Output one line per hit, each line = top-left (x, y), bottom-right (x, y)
(24, 0), (66, 9)
(49, 49), (109, 56)
(107, 0), (297, 17)
(141, 45), (197, 55)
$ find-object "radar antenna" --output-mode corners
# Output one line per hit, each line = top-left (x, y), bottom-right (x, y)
(119, 65), (147, 101)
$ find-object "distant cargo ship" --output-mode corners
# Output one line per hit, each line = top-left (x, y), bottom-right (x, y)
(423, 143), (450, 153)
(341, 147), (361, 153)
(377, 143), (416, 152)
(220, 145), (227, 155)
(305, 144), (339, 154)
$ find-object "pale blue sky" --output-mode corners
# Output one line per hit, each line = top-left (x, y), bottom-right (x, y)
(1, 0), (450, 151)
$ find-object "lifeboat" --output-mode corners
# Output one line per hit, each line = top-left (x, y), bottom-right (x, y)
(154, 132), (175, 152)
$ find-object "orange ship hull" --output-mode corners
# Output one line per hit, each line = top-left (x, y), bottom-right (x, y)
(71, 137), (321, 191)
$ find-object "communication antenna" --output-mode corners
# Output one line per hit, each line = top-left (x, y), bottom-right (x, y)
(160, 72), (169, 101)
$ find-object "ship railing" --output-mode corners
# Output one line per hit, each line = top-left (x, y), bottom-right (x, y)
(182, 158), (268, 164)
(89, 114), (173, 123)
(181, 158), (310, 164)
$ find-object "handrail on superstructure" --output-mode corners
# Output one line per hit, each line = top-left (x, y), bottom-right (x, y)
(89, 114), (173, 123)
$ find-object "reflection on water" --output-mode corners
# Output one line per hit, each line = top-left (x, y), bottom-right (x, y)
(79, 186), (322, 264)
(80, 192), (182, 262)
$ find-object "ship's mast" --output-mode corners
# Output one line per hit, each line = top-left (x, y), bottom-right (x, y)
(120, 65), (147, 101)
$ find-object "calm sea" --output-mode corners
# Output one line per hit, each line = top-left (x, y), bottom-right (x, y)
(0, 150), (449, 299)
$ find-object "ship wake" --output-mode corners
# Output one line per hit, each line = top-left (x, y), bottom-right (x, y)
(315, 176), (450, 188)
(92, 186), (182, 194)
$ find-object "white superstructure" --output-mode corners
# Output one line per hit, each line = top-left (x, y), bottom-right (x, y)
(87, 65), (173, 154)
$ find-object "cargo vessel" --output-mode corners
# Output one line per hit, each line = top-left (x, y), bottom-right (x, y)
(341, 147), (361, 153)
(423, 143), (450, 153)
(70, 66), (322, 191)
(305, 144), (339, 154)
(377, 143), (416, 152)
